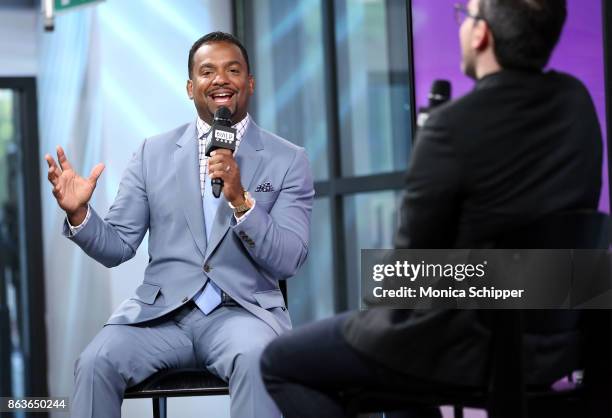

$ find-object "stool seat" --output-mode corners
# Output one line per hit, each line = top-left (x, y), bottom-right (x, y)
(125, 368), (229, 399)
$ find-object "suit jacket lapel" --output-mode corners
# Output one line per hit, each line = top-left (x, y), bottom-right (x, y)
(205, 121), (264, 260)
(174, 121), (207, 257)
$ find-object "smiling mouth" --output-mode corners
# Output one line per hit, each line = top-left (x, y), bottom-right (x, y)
(210, 91), (235, 105)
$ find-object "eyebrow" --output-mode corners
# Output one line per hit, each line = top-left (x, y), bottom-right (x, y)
(199, 60), (244, 70)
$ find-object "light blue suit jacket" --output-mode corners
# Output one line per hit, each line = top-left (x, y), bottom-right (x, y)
(64, 120), (314, 335)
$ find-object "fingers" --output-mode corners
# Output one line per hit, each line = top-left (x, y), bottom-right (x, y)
(208, 165), (230, 180)
(45, 153), (59, 170)
(56, 146), (73, 171)
(88, 163), (105, 184)
(51, 184), (62, 200)
(210, 149), (232, 157)
(208, 161), (234, 174)
(208, 151), (235, 168)
(45, 154), (60, 186)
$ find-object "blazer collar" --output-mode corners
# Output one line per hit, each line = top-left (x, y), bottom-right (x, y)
(475, 68), (545, 91)
(174, 120), (207, 257)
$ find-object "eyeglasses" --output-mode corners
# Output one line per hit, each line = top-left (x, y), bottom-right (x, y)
(453, 3), (483, 25)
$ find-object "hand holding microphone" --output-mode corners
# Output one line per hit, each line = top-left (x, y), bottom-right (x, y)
(206, 107), (244, 205)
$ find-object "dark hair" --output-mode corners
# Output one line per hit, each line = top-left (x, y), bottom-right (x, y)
(188, 31), (251, 78)
(479, 0), (567, 70)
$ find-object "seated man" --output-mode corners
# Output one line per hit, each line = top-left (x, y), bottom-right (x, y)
(45, 32), (314, 418)
(260, 0), (602, 417)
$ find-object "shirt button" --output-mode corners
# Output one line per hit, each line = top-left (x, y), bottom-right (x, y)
(182, 297), (188, 303)
(203, 264), (211, 273)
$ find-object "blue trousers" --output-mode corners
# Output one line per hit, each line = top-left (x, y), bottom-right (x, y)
(72, 303), (280, 418)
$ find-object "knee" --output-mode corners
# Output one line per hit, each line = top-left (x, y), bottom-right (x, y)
(74, 343), (119, 380)
(234, 344), (264, 373)
(229, 335), (277, 382)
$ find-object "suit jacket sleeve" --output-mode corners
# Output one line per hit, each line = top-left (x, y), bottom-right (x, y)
(395, 111), (463, 248)
(230, 148), (314, 279)
(62, 140), (150, 267)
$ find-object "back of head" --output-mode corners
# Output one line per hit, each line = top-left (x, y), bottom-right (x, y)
(480, 0), (567, 70)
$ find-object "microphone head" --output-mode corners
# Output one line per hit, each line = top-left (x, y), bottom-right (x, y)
(214, 106), (232, 127)
(428, 80), (452, 108)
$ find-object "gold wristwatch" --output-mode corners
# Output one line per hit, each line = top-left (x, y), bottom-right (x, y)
(229, 189), (253, 214)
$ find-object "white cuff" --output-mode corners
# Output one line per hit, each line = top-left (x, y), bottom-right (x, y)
(66, 205), (91, 237)
(233, 199), (256, 224)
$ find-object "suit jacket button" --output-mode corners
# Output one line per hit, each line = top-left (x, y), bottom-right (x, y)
(182, 297), (188, 303)
(203, 264), (211, 273)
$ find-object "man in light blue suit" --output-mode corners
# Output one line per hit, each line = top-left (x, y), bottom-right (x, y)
(44, 32), (314, 418)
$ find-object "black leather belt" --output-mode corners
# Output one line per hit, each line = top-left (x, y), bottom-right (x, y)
(220, 291), (239, 307)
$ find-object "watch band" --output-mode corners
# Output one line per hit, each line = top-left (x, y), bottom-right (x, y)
(229, 189), (252, 213)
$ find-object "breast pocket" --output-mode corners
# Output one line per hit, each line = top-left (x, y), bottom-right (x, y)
(251, 190), (280, 203)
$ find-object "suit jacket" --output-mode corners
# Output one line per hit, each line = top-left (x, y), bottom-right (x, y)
(64, 119), (314, 336)
(344, 70), (602, 386)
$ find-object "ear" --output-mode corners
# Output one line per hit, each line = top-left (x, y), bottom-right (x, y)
(186, 79), (193, 100)
(248, 74), (255, 95)
(471, 20), (490, 51)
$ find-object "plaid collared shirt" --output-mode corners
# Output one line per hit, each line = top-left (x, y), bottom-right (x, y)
(196, 114), (250, 197)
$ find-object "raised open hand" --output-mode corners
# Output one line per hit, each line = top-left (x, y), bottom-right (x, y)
(45, 146), (105, 223)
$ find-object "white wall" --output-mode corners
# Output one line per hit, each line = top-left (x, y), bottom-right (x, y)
(0, 8), (38, 76)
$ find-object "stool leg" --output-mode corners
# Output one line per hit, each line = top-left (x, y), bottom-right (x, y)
(453, 405), (464, 418)
(152, 397), (167, 418)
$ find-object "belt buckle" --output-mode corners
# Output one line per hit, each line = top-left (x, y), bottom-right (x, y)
(221, 291), (233, 305)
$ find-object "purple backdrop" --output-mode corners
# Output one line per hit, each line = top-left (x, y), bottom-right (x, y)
(412, 0), (609, 213)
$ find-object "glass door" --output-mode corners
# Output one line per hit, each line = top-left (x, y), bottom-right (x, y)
(0, 87), (22, 399)
(0, 79), (47, 410)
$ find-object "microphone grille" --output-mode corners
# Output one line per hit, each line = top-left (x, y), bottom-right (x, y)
(214, 106), (232, 124)
(428, 79), (452, 108)
(430, 79), (451, 99)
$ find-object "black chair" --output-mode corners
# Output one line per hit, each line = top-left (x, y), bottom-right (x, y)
(124, 281), (288, 418)
(345, 210), (612, 418)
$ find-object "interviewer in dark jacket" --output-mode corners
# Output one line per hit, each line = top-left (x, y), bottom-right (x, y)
(260, 0), (602, 417)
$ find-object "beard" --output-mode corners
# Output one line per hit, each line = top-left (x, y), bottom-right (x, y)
(461, 54), (478, 80)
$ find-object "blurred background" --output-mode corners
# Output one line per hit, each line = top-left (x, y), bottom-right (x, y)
(0, 0), (609, 417)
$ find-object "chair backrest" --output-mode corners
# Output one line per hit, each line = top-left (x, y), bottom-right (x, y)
(485, 210), (610, 418)
(494, 210), (609, 250)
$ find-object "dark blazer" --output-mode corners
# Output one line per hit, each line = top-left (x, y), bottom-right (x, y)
(343, 70), (603, 387)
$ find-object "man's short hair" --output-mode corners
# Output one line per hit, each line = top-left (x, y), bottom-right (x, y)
(480, 0), (567, 70)
(188, 31), (251, 78)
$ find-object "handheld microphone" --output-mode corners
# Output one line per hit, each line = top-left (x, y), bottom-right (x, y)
(417, 80), (452, 128)
(205, 106), (237, 198)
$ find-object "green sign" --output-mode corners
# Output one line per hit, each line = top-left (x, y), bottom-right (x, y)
(55, 0), (104, 11)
